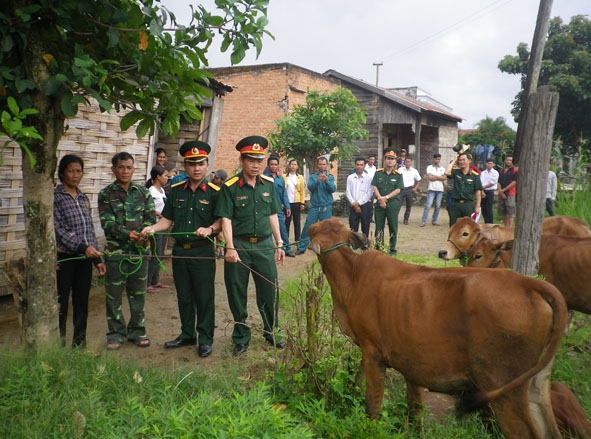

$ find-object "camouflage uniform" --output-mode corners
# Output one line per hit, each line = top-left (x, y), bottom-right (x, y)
(98, 181), (156, 344)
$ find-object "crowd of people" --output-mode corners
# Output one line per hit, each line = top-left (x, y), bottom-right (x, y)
(54, 142), (556, 355)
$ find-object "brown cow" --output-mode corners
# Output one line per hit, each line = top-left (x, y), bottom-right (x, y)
(551, 382), (591, 439)
(438, 215), (590, 262)
(422, 383), (591, 438)
(308, 218), (567, 439)
(466, 234), (591, 314)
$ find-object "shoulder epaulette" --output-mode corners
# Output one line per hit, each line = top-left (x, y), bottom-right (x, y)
(395, 169), (402, 174)
(260, 174), (274, 183)
(225, 176), (239, 187)
(377, 168), (384, 172)
(171, 177), (188, 188)
(471, 170), (479, 176)
(208, 182), (220, 191)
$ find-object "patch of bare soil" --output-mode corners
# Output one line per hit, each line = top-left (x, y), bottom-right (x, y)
(0, 206), (450, 374)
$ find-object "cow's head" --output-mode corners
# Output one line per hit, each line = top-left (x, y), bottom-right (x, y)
(438, 217), (481, 261)
(467, 239), (513, 268)
(308, 219), (367, 255)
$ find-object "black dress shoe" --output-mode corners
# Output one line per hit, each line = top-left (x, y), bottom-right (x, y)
(164, 337), (197, 348)
(285, 253), (296, 258)
(294, 249), (306, 256)
(265, 338), (286, 349)
(233, 343), (249, 356)
(198, 344), (213, 358)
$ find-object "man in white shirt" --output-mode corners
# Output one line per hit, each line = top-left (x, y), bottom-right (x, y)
(480, 158), (499, 224)
(398, 156), (421, 225)
(364, 154), (377, 180)
(420, 153), (446, 227)
(346, 157), (374, 237)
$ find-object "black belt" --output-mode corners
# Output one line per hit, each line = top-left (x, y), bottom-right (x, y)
(175, 240), (211, 249)
(234, 235), (270, 244)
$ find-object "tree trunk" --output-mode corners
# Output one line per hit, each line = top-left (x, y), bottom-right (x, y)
(511, 87), (559, 276)
(18, 21), (65, 349)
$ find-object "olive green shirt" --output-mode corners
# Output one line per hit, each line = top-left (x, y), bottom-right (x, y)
(450, 169), (483, 201)
(98, 181), (156, 253)
(215, 173), (280, 237)
(371, 168), (404, 199)
(161, 180), (220, 244)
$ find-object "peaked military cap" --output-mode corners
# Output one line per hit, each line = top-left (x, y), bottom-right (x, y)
(383, 147), (398, 158)
(179, 140), (211, 163)
(235, 136), (268, 159)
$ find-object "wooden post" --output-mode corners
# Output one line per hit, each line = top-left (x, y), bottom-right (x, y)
(514, 0), (554, 165)
(511, 86), (559, 276)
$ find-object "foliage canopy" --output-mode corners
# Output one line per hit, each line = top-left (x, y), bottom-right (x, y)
(498, 15), (591, 152)
(459, 116), (516, 153)
(268, 87), (368, 168)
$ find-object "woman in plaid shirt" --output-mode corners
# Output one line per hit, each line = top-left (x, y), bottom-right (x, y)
(54, 154), (106, 348)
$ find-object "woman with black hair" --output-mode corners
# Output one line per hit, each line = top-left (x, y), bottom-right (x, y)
(147, 165), (169, 292)
(54, 154), (106, 347)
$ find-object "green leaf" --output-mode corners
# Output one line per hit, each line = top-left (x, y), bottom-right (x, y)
(1, 34), (13, 52)
(7, 96), (19, 115)
(41, 76), (61, 96)
(120, 110), (144, 131)
(135, 118), (153, 138)
(60, 94), (79, 118)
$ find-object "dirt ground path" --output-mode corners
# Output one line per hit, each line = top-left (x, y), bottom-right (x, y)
(0, 206), (452, 371)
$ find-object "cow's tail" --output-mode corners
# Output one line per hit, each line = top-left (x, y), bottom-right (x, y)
(459, 282), (568, 413)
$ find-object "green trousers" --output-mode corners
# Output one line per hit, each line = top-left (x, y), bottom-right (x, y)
(449, 200), (475, 226)
(224, 238), (279, 345)
(104, 256), (148, 343)
(171, 244), (216, 345)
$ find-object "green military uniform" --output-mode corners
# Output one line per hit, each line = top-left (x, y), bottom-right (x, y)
(162, 179), (219, 345)
(449, 168), (483, 225)
(215, 136), (283, 349)
(98, 180), (156, 344)
(372, 167), (404, 256)
(216, 172), (281, 345)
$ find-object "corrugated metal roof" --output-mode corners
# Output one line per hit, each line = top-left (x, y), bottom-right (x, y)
(324, 69), (462, 123)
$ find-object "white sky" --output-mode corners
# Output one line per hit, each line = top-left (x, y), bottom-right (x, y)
(161, 0), (589, 130)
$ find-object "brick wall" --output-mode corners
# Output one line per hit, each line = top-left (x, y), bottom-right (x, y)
(208, 63), (339, 176)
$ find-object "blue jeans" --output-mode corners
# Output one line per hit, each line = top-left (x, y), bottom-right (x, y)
(297, 205), (333, 252)
(421, 190), (443, 224)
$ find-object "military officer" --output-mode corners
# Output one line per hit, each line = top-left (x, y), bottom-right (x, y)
(215, 135), (286, 356)
(445, 152), (482, 226)
(371, 147), (404, 256)
(142, 140), (221, 358)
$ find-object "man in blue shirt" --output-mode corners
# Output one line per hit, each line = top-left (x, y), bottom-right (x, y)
(264, 154), (295, 257)
(295, 156), (336, 255)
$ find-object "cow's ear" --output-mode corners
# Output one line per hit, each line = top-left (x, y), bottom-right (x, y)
(309, 239), (321, 255)
(500, 240), (514, 252)
(349, 231), (367, 250)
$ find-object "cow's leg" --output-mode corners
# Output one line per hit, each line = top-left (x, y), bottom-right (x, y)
(528, 362), (562, 439)
(489, 383), (545, 439)
(405, 381), (425, 419)
(362, 349), (386, 419)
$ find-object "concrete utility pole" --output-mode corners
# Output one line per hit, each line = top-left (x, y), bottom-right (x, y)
(372, 62), (383, 87)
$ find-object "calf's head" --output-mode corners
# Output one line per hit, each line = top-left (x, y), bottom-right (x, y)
(467, 239), (513, 268)
(308, 219), (367, 255)
(438, 217), (480, 261)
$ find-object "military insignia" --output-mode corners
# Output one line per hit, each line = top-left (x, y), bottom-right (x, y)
(201, 183), (206, 192)
(236, 195), (248, 201)
(253, 143), (261, 150)
(260, 174), (274, 183)
(192, 147), (199, 154)
(262, 192), (270, 197)
(199, 199), (210, 204)
(207, 182), (220, 191)
(225, 176), (239, 187)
